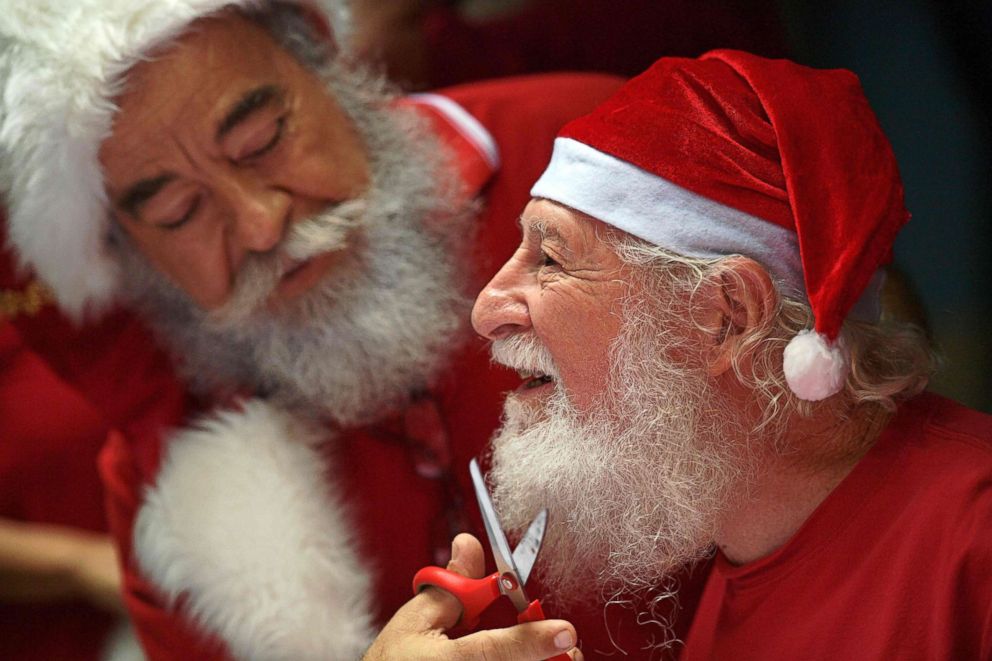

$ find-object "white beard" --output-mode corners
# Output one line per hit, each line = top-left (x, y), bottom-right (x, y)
(488, 313), (756, 610)
(115, 63), (474, 425)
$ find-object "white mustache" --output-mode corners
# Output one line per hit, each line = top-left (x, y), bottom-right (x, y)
(490, 333), (560, 380)
(206, 198), (368, 326)
(281, 198), (367, 264)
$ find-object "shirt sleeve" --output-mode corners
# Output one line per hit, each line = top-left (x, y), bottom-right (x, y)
(99, 429), (232, 661)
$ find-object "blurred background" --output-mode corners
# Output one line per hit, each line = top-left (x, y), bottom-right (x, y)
(352, 0), (992, 413)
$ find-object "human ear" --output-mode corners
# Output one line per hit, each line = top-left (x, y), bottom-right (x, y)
(696, 256), (777, 377)
(292, 3), (340, 54)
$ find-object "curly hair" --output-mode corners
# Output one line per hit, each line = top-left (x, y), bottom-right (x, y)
(609, 234), (936, 433)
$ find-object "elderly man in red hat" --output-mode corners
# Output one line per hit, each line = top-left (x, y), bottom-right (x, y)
(466, 50), (992, 659)
(0, 0), (630, 659)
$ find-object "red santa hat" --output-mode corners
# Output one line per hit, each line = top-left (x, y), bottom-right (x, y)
(0, 0), (348, 321)
(531, 49), (909, 402)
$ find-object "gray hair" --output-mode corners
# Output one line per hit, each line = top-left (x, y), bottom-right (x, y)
(609, 234), (936, 432)
(246, 2), (336, 68)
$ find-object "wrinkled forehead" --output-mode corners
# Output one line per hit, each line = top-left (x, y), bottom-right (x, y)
(522, 198), (632, 249)
(98, 11), (304, 192)
(105, 13), (280, 143)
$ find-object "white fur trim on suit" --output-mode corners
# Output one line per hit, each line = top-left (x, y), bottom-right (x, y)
(0, 0), (349, 320)
(101, 619), (146, 661)
(134, 400), (375, 660)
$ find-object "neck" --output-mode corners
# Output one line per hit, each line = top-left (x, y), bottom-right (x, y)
(714, 398), (890, 565)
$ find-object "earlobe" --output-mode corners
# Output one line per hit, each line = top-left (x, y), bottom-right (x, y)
(703, 257), (776, 377)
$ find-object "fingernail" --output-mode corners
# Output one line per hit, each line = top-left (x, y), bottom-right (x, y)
(554, 630), (574, 650)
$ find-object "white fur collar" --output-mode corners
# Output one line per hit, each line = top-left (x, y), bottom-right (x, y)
(134, 399), (375, 660)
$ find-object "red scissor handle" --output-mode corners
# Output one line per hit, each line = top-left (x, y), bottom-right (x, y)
(412, 566), (501, 630)
(412, 569), (572, 660)
(517, 599), (571, 661)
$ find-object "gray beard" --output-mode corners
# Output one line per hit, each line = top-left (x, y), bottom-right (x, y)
(488, 309), (758, 613)
(114, 62), (473, 425)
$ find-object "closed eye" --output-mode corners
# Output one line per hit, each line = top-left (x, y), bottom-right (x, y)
(237, 116), (286, 162)
(159, 195), (202, 231)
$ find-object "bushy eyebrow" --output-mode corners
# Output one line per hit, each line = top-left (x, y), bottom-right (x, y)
(117, 174), (176, 219)
(116, 85), (284, 220)
(520, 215), (571, 254)
(216, 84), (282, 142)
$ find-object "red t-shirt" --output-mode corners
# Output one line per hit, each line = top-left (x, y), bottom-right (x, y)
(99, 73), (681, 660)
(682, 392), (992, 660)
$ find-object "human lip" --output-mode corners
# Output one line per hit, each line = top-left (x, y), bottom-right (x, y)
(273, 250), (340, 300)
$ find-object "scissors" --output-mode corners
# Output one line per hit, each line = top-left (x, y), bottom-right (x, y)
(412, 458), (570, 661)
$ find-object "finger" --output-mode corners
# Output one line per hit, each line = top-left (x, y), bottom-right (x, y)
(391, 586), (465, 634)
(447, 533), (486, 579)
(451, 619), (578, 661)
(569, 647), (584, 661)
(402, 535), (487, 632)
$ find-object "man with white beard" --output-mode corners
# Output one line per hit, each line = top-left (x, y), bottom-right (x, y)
(471, 51), (992, 659)
(0, 1), (624, 659)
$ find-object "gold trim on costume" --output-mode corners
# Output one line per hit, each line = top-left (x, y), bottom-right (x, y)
(0, 281), (54, 319)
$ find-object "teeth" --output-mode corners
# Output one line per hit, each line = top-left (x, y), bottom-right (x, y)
(516, 369), (550, 380)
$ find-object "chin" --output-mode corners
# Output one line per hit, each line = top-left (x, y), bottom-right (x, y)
(489, 317), (757, 609)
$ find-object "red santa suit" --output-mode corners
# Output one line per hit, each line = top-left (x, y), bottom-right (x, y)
(98, 74), (680, 660)
(0, 222), (188, 661)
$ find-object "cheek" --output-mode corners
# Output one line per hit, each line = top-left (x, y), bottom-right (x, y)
(125, 223), (231, 309)
(281, 134), (368, 203)
(289, 108), (369, 199)
(535, 294), (623, 411)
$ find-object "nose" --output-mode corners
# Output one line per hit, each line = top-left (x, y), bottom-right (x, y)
(471, 258), (532, 340)
(221, 174), (293, 254)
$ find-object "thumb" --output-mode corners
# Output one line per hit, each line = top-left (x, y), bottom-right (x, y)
(452, 620), (579, 661)
(446, 533), (486, 578)
(408, 534), (487, 631)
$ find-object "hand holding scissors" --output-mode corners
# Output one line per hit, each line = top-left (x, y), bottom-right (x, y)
(411, 459), (572, 661)
(362, 532), (579, 661)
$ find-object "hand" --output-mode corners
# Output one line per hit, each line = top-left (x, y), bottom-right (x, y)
(71, 534), (126, 614)
(363, 533), (582, 661)
(0, 519), (125, 614)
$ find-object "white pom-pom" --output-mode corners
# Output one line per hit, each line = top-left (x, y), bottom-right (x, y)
(782, 330), (848, 401)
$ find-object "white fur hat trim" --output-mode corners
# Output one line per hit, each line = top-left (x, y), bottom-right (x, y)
(783, 329), (849, 401)
(532, 138), (808, 299)
(0, 0), (348, 320)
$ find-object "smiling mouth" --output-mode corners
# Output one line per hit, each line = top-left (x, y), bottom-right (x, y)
(278, 255), (318, 287)
(517, 370), (555, 390)
(281, 259), (309, 279)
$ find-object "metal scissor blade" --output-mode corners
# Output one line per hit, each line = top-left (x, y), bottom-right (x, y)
(469, 459), (529, 612)
(512, 509), (547, 587)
